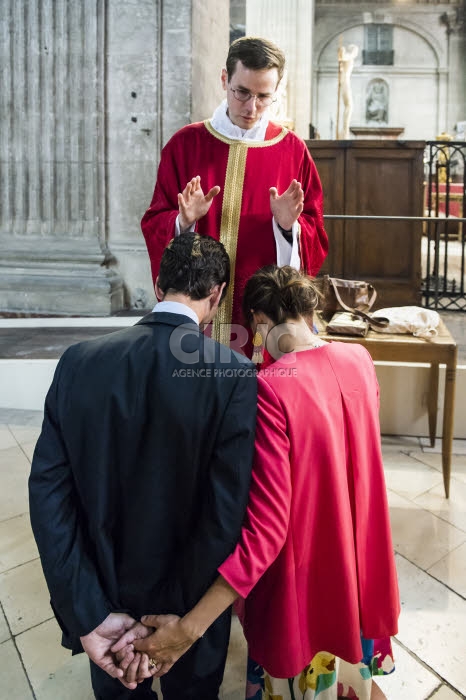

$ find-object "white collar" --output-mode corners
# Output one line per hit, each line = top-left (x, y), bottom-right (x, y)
(153, 301), (199, 325)
(210, 99), (269, 141)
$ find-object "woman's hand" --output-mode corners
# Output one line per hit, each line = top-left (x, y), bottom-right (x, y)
(118, 575), (239, 679)
(132, 614), (201, 677)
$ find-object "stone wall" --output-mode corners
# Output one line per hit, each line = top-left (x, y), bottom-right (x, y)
(105, 0), (162, 311)
(109, 0), (227, 312)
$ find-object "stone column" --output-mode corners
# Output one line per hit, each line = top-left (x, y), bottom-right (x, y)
(159, 0), (228, 144)
(246, 0), (315, 138)
(0, 0), (124, 315)
(191, 0), (229, 124)
(0, 0), (230, 315)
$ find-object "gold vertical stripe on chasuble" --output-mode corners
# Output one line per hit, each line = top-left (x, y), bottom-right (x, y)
(211, 142), (248, 346)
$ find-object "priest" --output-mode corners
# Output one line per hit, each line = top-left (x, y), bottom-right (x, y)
(141, 36), (328, 351)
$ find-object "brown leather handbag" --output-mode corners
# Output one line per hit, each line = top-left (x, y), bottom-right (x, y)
(318, 275), (389, 329)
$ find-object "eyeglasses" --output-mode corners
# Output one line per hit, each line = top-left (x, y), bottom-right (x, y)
(229, 86), (276, 108)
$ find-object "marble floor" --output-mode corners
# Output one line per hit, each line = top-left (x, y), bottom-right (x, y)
(1, 409), (465, 700)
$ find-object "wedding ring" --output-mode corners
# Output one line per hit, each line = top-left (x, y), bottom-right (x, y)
(148, 657), (158, 669)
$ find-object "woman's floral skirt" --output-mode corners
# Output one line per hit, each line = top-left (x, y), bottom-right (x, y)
(246, 636), (395, 700)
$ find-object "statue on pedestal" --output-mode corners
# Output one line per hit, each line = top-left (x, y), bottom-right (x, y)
(336, 44), (359, 139)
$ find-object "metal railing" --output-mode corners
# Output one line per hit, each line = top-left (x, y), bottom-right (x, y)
(323, 214), (466, 312)
(424, 140), (466, 310)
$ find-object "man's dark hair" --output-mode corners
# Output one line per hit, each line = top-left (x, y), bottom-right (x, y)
(158, 234), (230, 302)
(226, 36), (285, 83)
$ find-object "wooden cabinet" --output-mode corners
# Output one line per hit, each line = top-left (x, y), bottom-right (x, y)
(307, 139), (426, 308)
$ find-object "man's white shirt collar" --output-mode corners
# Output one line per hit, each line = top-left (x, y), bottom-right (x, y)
(153, 301), (199, 325)
(210, 99), (269, 142)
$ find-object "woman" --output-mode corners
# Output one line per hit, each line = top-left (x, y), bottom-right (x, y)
(121, 266), (400, 699)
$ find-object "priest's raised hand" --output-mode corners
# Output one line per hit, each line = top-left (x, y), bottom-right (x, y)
(178, 175), (221, 232)
(269, 178), (304, 232)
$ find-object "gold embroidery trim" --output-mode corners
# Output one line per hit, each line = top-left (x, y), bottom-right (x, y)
(211, 142), (248, 346)
(204, 120), (288, 147)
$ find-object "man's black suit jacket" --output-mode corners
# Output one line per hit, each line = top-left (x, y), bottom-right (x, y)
(29, 312), (257, 670)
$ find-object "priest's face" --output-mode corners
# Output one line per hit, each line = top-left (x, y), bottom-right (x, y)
(221, 60), (279, 130)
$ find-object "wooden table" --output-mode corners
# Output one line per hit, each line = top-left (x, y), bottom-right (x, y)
(317, 318), (457, 497)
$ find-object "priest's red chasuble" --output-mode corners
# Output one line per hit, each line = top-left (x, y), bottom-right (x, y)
(141, 121), (328, 346)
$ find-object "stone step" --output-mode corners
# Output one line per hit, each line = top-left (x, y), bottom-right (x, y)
(0, 320), (141, 360)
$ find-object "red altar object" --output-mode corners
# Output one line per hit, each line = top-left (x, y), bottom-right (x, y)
(426, 183), (464, 218)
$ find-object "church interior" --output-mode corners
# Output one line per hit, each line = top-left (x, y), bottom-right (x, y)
(0, 1), (465, 698)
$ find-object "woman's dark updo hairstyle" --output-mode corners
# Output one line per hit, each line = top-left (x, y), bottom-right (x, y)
(242, 265), (320, 326)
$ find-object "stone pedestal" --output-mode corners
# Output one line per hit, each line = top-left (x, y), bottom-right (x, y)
(350, 126), (405, 140)
(0, 239), (124, 316)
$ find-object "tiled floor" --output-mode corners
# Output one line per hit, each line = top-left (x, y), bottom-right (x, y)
(1, 410), (465, 699)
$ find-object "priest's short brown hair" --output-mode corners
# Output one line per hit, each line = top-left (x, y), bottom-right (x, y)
(226, 36), (286, 83)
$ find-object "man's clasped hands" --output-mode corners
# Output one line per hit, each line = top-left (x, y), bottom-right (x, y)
(80, 611), (196, 690)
